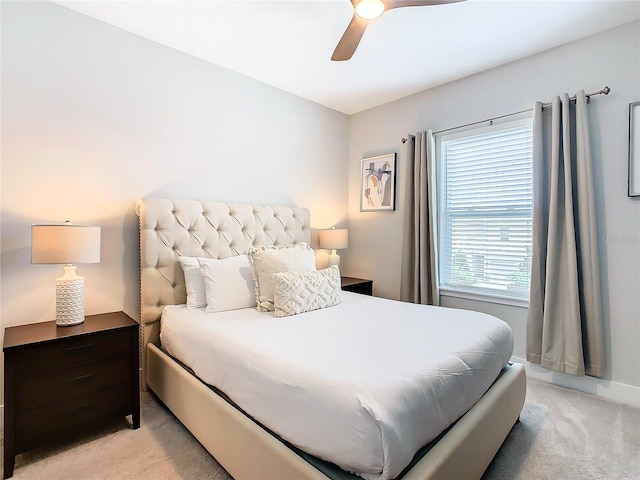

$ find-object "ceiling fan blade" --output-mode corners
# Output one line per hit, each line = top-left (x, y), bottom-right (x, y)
(332, 12), (369, 61)
(385, 0), (466, 10)
(331, 0), (465, 61)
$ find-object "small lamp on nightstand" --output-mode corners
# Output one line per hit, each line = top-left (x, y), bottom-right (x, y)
(319, 227), (349, 269)
(31, 221), (101, 327)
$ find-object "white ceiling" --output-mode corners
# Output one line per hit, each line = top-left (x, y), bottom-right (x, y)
(53, 0), (639, 115)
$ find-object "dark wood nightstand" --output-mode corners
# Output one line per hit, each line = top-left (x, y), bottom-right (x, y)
(341, 276), (373, 296)
(3, 311), (140, 479)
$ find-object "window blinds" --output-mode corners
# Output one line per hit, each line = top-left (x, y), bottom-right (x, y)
(439, 122), (533, 300)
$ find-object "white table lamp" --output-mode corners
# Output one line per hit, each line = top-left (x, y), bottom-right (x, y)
(319, 227), (349, 269)
(31, 222), (101, 326)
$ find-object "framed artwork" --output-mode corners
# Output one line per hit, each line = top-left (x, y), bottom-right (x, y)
(360, 153), (396, 212)
(629, 101), (640, 197)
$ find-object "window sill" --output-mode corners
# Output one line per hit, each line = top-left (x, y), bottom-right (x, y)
(439, 288), (529, 308)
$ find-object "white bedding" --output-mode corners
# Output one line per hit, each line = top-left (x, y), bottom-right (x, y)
(160, 292), (513, 480)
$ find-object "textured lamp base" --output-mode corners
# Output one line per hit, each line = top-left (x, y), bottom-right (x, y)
(56, 265), (85, 326)
(328, 249), (341, 269)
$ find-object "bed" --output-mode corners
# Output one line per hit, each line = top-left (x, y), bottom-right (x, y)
(136, 197), (526, 480)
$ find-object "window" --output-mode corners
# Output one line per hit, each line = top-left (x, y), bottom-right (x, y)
(437, 119), (533, 303)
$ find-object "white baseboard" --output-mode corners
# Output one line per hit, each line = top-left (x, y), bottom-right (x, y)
(511, 356), (640, 408)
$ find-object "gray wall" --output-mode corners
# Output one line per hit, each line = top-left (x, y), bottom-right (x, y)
(0, 1), (349, 401)
(346, 21), (640, 403)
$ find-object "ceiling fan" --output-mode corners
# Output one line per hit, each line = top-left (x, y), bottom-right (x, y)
(332, 0), (466, 61)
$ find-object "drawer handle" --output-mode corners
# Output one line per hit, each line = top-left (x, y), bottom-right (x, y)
(67, 373), (95, 386)
(65, 344), (94, 355)
(69, 403), (94, 416)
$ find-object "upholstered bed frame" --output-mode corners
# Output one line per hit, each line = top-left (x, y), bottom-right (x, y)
(136, 197), (526, 480)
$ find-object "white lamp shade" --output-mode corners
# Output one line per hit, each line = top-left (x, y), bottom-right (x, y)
(319, 228), (349, 250)
(31, 224), (101, 264)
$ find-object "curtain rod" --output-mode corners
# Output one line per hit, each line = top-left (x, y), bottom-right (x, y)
(401, 86), (611, 143)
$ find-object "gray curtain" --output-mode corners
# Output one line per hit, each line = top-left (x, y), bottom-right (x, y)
(400, 131), (439, 305)
(526, 90), (605, 378)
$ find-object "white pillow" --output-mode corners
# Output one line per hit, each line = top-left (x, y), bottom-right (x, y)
(247, 243), (316, 312)
(199, 255), (256, 313)
(273, 266), (342, 318)
(179, 256), (207, 309)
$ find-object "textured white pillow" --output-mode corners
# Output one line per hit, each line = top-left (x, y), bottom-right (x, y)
(179, 256), (208, 309)
(247, 243), (316, 312)
(273, 265), (342, 318)
(198, 255), (256, 313)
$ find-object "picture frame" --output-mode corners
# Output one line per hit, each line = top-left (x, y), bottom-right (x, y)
(629, 101), (640, 197)
(360, 153), (396, 212)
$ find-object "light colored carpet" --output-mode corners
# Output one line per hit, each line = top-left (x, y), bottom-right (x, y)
(3, 378), (639, 480)
(482, 378), (639, 480)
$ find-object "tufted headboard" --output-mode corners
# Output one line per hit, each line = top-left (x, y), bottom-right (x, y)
(136, 197), (311, 387)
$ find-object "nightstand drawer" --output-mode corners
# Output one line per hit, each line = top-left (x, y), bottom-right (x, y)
(15, 330), (131, 377)
(17, 355), (132, 412)
(16, 383), (132, 446)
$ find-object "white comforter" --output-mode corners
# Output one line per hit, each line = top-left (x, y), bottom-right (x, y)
(161, 292), (513, 480)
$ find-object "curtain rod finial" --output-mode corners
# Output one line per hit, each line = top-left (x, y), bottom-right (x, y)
(602, 86), (610, 95)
